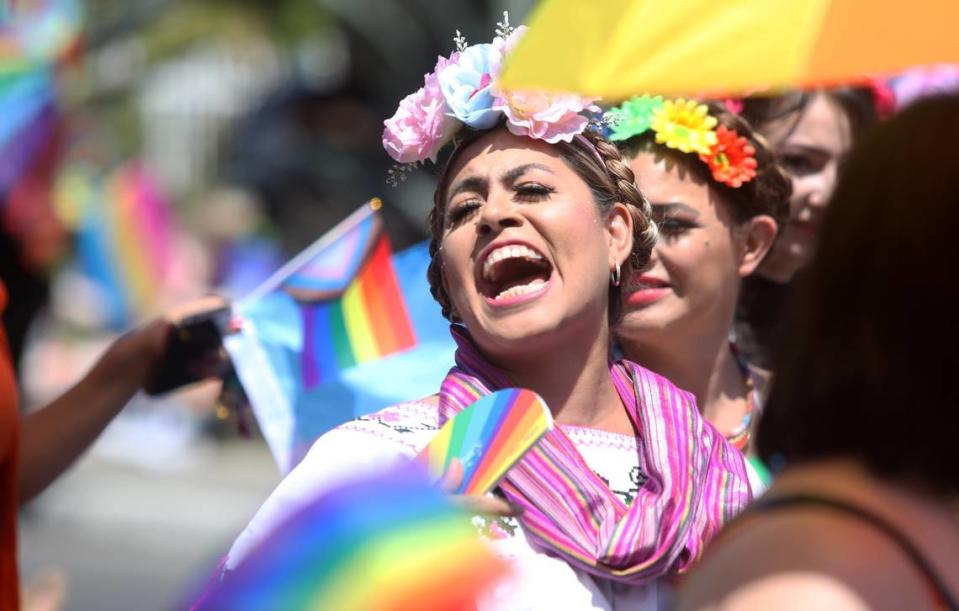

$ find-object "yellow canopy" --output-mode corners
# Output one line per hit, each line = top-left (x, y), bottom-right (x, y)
(499, 0), (959, 98)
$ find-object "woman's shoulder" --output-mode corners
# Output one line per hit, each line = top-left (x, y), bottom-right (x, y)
(332, 394), (442, 450)
(676, 494), (938, 610)
(225, 395), (443, 571)
(619, 359), (695, 401)
(295, 394), (442, 479)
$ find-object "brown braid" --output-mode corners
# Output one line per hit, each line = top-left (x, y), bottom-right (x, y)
(583, 131), (657, 276)
(426, 125), (657, 322)
(426, 200), (453, 320)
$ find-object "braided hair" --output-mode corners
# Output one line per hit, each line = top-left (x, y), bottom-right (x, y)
(427, 125), (655, 322)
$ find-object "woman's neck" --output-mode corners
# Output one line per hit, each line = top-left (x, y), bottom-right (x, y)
(493, 320), (630, 434)
(623, 324), (746, 433)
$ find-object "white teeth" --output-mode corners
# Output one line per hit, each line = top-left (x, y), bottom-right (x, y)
(482, 244), (544, 281)
(493, 278), (546, 301)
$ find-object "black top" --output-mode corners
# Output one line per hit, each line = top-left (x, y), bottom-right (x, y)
(744, 493), (959, 610)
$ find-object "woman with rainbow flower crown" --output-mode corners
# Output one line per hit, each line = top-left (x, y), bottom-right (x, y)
(606, 96), (791, 491)
(221, 22), (750, 610)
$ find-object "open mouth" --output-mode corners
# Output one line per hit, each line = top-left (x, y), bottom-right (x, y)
(479, 243), (553, 303)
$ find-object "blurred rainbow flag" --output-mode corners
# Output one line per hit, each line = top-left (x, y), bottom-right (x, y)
(0, 0), (82, 67)
(0, 0), (81, 277)
(194, 463), (505, 610)
(419, 388), (553, 496)
(0, 0), (81, 197)
(225, 201), (456, 473)
(55, 162), (174, 328)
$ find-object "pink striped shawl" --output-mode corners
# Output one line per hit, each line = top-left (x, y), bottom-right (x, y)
(439, 326), (752, 584)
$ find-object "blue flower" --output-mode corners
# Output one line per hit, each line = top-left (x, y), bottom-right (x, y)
(436, 43), (502, 130)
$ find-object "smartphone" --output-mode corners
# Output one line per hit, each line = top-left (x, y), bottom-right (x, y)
(144, 305), (232, 395)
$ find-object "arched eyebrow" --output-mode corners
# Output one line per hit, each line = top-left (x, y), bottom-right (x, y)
(651, 202), (699, 217)
(500, 163), (553, 186)
(447, 163), (555, 203)
(447, 176), (487, 202)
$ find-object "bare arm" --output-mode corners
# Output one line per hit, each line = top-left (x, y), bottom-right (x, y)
(680, 567), (870, 611)
(676, 508), (934, 611)
(17, 295), (228, 503)
(17, 319), (171, 503)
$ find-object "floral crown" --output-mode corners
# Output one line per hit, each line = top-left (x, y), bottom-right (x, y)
(606, 95), (758, 188)
(382, 13), (601, 185)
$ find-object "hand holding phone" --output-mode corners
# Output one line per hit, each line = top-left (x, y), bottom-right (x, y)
(144, 299), (233, 395)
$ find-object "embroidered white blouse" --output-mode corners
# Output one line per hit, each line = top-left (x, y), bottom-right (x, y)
(226, 400), (668, 610)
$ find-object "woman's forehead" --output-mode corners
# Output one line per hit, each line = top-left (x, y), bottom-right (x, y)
(765, 95), (851, 151)
(632, 152), (709, 193)
(449, 130), (565, 177)
(631, 152), (732, 218)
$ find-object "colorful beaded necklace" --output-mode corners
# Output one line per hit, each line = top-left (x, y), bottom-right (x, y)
(726, 342), (761, 452)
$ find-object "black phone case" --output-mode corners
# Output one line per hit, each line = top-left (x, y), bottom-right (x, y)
(144, 305), (232, 395)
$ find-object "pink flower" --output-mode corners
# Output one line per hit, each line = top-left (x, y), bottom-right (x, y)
(490, 28), (598, 143)
(382, 63), (459, 163)
(433, 51), (460, 77)
(493, 90), (600, 143)
(721, 97), (744, 115)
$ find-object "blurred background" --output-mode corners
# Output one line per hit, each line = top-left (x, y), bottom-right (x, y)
(3, 1), (532, 609)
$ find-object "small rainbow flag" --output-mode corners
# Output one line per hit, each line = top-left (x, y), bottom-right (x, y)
(56, 162), (173, 328)
(419, 388), (553, 496)
(225, 202), (456, 473)
(102, 163), (173, 315)
(281, 207), (416, 388)
(195, 463), (506, 611)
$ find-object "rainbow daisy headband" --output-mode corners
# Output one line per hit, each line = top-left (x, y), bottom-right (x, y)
(606, 95), (758, 188)
(382, 13), (601, 185)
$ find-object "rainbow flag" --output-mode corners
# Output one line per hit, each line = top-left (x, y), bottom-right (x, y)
(0, 0), (82, 197)
(283, 210), (416, 388)
(193, 462), (505, 610)
(0, 52), (58, 202)
(56, 163), (173, 328)
(418, 388), (553, 496)
(225, 201), (456, 473)
(0, 0), (82, 67)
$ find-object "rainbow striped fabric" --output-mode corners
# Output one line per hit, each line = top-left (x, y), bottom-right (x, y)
(225, 202), (456, 473)
(439, 326), (752, 583)
(195, 462), (506, 610)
